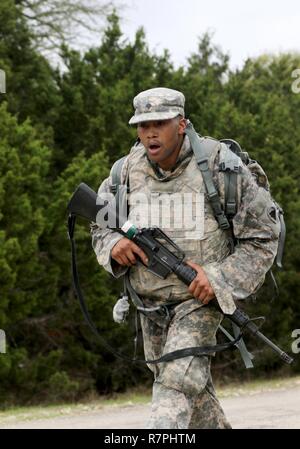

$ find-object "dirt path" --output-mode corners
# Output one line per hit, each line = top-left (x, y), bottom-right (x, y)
(1, 384), (300, 429)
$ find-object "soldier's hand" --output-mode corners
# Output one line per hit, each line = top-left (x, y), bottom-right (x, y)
(186, 260), (215, 305)
(111, 238), (149, 267)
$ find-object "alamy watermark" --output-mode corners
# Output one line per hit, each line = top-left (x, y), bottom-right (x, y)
(291, 69), (300, 94)
(96, 189), (205, 239)
(0, 330), (6, 354)
(0, 72), (6, 354)
(0, 69), (6, 94)
(291, 329), (300, 354)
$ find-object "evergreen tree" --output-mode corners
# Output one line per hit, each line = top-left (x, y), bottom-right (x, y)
(53, 13), (176, 172)
(0, 0), (60, 130)
(0, 5), (299, 405)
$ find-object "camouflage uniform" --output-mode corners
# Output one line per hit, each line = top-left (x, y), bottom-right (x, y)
(91, 88), (280, 429)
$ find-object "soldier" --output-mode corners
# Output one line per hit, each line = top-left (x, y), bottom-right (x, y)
(91, 87), (280, 429)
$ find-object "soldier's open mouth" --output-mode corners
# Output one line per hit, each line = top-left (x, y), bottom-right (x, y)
(148, 144), (161, 155)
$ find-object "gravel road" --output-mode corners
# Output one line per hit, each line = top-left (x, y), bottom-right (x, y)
(1, 384), (300, 429)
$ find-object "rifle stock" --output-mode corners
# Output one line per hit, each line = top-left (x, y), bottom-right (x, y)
(67, 182), (100, 222)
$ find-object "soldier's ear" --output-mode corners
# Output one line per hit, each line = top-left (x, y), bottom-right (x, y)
(178, 116), (187, 135)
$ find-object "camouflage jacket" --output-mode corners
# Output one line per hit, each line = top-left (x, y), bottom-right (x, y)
(91, 135), (280, 314)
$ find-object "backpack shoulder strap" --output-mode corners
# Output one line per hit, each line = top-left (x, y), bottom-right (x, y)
(110, 139), (142, 192)
(110, 156), (127, 194)
(110, 155), (129, 228)
(185, 120), (231, 231)
(219, 142), (243, 219)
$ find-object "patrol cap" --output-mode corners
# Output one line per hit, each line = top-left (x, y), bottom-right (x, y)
(129, 87), (185, 125)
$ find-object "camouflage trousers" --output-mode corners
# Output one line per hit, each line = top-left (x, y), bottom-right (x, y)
(139, 299), (231, 429)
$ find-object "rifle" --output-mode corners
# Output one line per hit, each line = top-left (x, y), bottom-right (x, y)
(67, 182), (293, 365)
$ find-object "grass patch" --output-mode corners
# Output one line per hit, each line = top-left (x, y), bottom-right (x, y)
(1, 375), (300, 425)
(216, 374), (300, 398)
(0, 386), (152, 425)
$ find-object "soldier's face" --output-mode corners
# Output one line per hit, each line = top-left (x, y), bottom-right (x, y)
(137, 117), (186, 170)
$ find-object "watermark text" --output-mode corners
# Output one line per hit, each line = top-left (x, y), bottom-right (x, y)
(0, 330), (6, 354)
(0, 69), (5, 93)
(291, 69), (300, 94)
(291, 329), (300, 354)
(96, 190), (205, 239)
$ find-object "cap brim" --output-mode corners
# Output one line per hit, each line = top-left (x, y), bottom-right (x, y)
(129, 111), (182, 125)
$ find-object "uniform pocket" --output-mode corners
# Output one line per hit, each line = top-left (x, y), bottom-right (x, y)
(182, 356), (211, 395)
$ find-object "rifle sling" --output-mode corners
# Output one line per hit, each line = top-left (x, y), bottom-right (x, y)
(68, 215), (242, 364)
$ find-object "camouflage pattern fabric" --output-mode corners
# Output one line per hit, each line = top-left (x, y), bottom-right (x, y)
(148, 379), (231, 429)
(129, 87), (185, 125)
(140, 300), (231, 429)
(207, 143), (281, 310)
(91, 135), (280, 313)
(90, 128), (280, 429)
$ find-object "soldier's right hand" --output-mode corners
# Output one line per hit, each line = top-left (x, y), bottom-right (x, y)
(111, 238), (149, 267)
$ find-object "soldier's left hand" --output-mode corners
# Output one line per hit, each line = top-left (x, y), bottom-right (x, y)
(186, 260), (215, 305)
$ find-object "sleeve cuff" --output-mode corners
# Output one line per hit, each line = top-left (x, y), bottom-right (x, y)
(201, 262), (236, 315)
(95, 233), (128, 278)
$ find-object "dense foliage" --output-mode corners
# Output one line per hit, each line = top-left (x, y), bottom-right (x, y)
(0, 1), (299, 405)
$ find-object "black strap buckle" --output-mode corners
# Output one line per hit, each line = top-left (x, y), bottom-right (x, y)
(226, 201), (236, 216)
(197, 158), (209, 171)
